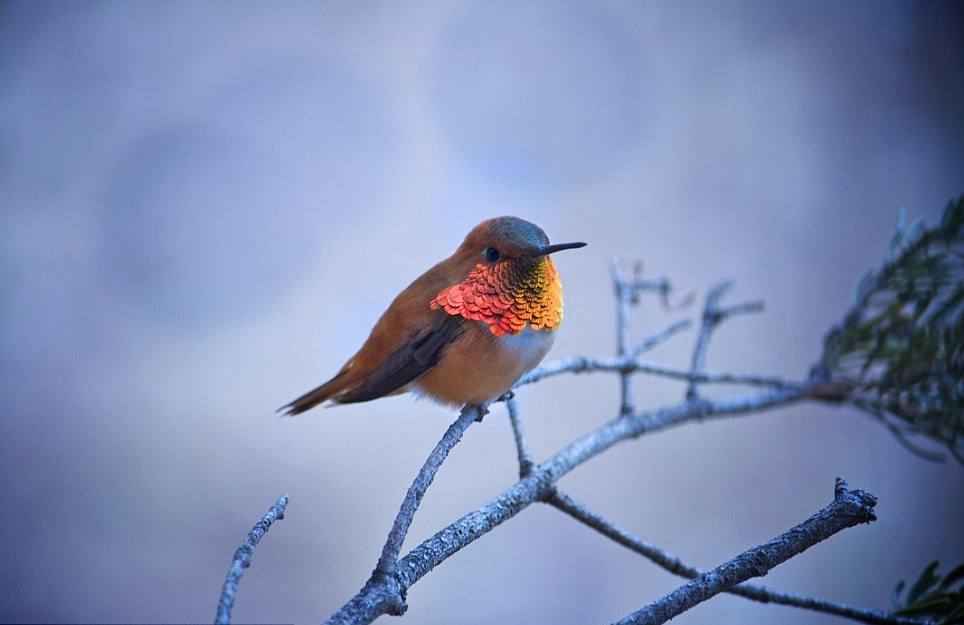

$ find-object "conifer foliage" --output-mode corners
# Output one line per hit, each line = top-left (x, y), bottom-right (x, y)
(814, 196), (964, 463)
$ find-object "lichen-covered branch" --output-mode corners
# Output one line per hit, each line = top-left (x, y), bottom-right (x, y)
(611, 259), (637, 415)
(506, 395), (535, 477)
(374, 404), (484, 578)
(687, 280), (764, 400)
(632, 318), (692, 356)
(518, 353), (796, 390)
(614, 479), (881, 625)
(548, 488), (928, 625)
(215, 494), (289, 625)
(609, 262), (683, 415)
(324, 404), (485, 624)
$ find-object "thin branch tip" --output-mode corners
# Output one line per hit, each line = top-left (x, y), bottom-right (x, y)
(834, 478), (878, 524)
(215, 494), (290, 625)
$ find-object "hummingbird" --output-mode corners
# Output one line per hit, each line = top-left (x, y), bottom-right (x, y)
(281, 216), (586, 415)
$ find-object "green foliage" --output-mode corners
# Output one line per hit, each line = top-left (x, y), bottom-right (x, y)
(815, 196), (964, 463)
(893, 561), (964, 624)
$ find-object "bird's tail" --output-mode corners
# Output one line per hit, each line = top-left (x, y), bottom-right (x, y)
(278, 371), (351, 415)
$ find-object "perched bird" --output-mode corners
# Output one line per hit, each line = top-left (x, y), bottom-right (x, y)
(281, 216), (585, 414)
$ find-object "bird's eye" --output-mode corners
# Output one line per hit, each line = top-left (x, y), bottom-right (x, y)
(484, 247), (501, 262)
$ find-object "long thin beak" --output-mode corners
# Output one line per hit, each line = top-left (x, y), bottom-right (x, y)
(537, 241), (587, 256)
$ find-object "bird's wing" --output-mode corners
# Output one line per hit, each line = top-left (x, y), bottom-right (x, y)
(334, 315), (465, 404)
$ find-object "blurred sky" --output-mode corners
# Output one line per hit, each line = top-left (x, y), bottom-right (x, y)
(1, 1), (963, 624)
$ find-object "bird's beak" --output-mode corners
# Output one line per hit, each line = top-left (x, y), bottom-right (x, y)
(536, 241), (587, 256)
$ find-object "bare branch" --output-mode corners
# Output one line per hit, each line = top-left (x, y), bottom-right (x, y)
(721, 300), (766, 318)
(614, 479), (881, 625)
(687, 280), (733, 399)
(686, 280), (764, 400)
(326, 405), (485, 625)
(518, 354), (797, 390)
(547, 488), (928, 625)
(506, 395), (534, 477)
(375, 404), (483, 576)
(632, 318), (693, 356)
(388, 385), (807, 594)
(324, 575), (408, 625)
(215, 494), (289, 625)
(611, 258), (636, 415)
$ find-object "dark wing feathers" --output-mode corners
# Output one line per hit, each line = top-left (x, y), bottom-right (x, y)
(336, 316), (464, 403)
(280, 315), (464, 414)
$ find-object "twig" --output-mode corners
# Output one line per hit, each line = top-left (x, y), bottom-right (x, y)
(547, 488), (928, 625)
(687, 280), (733, 399)
(611, 261), (689, 413)
(518, 354), (796, 390)
(375, 404), (483, 576)
(506, 395), (534, 477)
(686, 281), (764, 400)
(215, 494), (289, 625)
(325, 404), (483, 624)
(632, 319), (692, 356)
(612, 258), (636, 415)
(613, 479), (880, 625)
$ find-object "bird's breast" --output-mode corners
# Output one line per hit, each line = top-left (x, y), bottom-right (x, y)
(411, 322), (555, 406)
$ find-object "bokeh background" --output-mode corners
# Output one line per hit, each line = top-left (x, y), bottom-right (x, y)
(1, 1), (963, 624)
